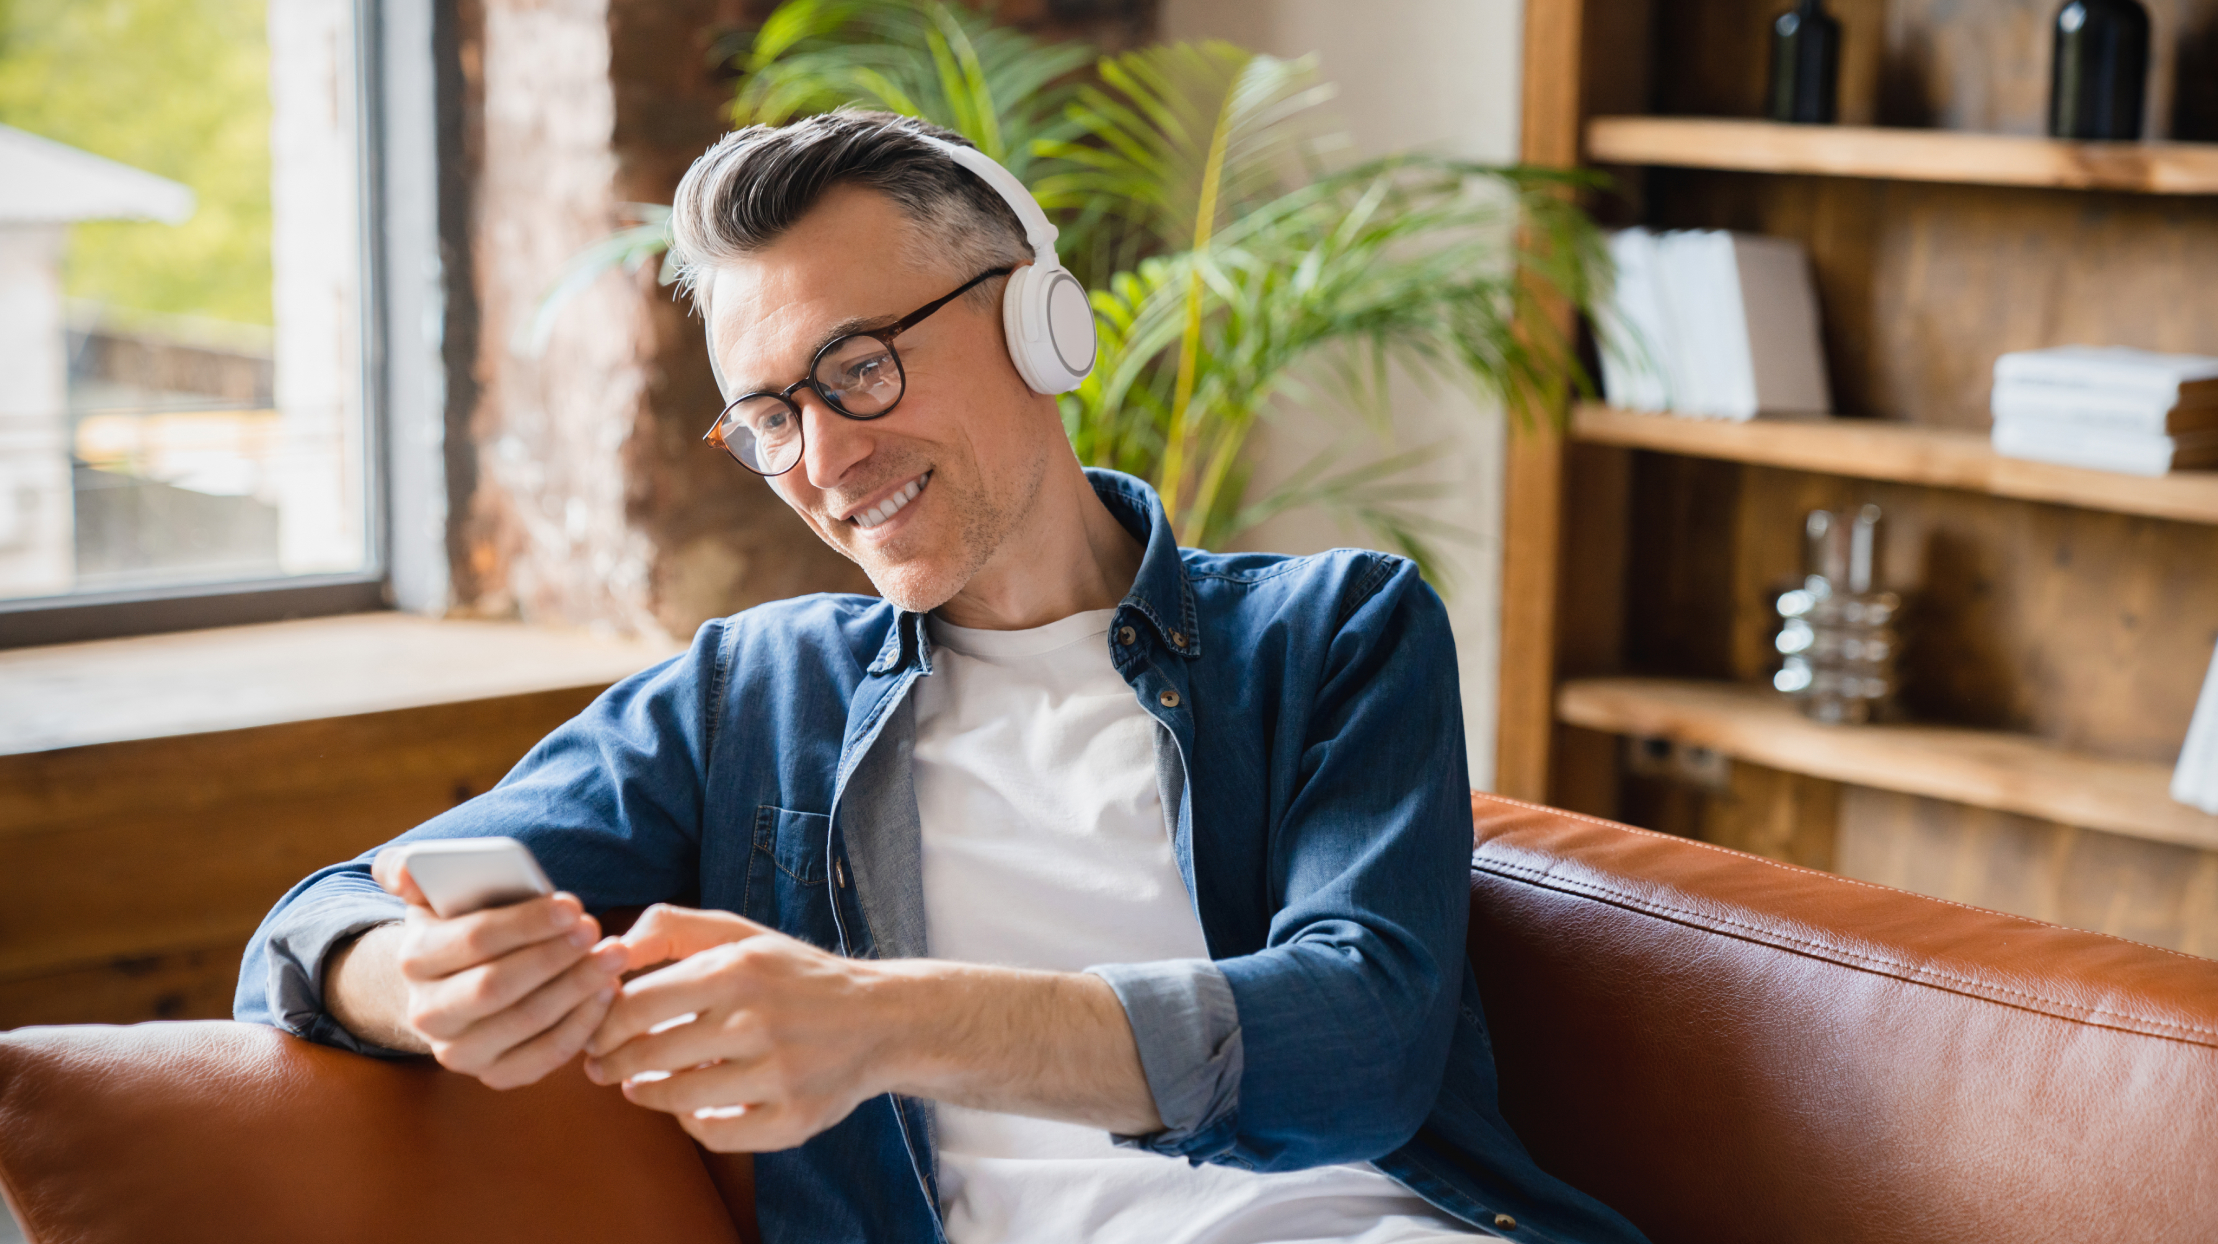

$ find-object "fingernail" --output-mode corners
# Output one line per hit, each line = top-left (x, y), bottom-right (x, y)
(595, 986), (615, 1005)
(568, 924), (594, 949)
(595, 943), (627, 966)
(583, 1057), (602, 1082)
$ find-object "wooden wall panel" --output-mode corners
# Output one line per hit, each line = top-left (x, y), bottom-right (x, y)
(1622, 452), (1742, 680)
(0, 939), (251, 1030)
(1838, 786), (2218, 956)
(1617, 757), (1840, 869)
(0, 687), (601, 1029)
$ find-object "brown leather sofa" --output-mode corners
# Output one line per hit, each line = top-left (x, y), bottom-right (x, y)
(3, 793), (2212, 1243)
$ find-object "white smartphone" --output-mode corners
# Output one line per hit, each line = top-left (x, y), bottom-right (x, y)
(400, 837), (556, 919)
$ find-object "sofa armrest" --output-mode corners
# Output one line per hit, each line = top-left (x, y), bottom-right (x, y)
(1468, 791), (2218, 1244)
(0, 1021), (751, 1244)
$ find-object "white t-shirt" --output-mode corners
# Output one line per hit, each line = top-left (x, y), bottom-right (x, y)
(911, 608), (1483, 1244)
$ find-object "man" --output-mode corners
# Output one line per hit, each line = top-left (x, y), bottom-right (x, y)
(237, 112), (1647, 1244)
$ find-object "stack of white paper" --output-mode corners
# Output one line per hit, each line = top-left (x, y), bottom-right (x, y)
(1991, 347), (2218, 477)
(1597, 227), (1831, 420)
(2178, 639), (2218, 816)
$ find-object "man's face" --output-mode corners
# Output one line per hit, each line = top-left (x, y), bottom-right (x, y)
(705, 184), (1054, 613)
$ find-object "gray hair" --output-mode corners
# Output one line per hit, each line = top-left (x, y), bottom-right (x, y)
(669, 110), (1033, 311)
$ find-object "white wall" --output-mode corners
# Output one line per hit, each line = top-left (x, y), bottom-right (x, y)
(1159, 0), (1525, 788)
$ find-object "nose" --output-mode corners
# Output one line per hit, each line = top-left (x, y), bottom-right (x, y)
(796, 389), (875, 491)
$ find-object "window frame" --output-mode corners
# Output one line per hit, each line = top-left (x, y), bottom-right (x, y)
(0, 0), (452, 649)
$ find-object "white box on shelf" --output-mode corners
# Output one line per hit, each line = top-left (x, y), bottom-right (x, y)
(1596, 228), (1831, 421)
(2176, 638), (2218, 816)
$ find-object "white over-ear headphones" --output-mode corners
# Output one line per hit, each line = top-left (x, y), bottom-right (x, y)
(914, 135), (1097, 395)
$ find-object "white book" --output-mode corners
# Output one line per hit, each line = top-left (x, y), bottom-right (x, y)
(1990, 418), (2218, 476)
(1651, 230), (1730, 417)
(1647, 230), (1830, 420)
(1993, 346), (2218, 405)
(2176, 638), (2218, 816)
(1991, 381), (2218, 436)
(1598, 228), (1674, 412)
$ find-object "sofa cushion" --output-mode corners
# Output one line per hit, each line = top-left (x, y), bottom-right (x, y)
(0, 1021), (745, 1244)
(1469, 791), (2218, 1244)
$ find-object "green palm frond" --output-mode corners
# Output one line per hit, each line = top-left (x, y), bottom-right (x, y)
(1062, 154), (1605, 560)
(1031, 43), (1342, 528)
(1032, 42), (1334, 254)
(724, 0), (1093, 179)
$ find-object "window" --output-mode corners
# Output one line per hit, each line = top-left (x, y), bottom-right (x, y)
(0, 0), (382, 641)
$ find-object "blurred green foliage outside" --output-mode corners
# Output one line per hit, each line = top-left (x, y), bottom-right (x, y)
(0, 0), (273, 326)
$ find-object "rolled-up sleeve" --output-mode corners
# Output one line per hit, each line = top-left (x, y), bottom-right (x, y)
(1086, 958), (1244, 1156)
(242, 872), (410, 1056)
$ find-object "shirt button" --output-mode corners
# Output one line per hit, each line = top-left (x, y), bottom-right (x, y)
(1493, 1214), (1517, 1231)
(1116, 625), (1137, 645)
(1168, 630), (1187, 649)
(1158, 689), (1181, 708)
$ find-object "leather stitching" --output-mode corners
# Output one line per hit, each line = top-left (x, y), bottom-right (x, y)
(1473, 850), (2218, 1044)
(1474, 793), (2215, 966)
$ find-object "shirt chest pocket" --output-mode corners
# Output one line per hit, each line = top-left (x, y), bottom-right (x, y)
(746, 804), (839, 949)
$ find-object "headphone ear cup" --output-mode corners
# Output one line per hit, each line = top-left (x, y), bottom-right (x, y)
(1000, 262), (1096, 396)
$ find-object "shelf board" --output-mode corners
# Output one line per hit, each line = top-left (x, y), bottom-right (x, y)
(1557, 677), (2218, 852)
(1571, 405), (2218, 525)
(1586, 116), (2218, 194)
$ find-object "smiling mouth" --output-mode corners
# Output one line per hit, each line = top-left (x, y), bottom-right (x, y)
(849, 471), (930, 530)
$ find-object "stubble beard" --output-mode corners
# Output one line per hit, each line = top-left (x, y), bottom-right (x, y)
(815, 456), (1030, 614)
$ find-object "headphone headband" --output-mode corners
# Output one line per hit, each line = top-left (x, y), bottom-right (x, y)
(912, 134), (1059, 265)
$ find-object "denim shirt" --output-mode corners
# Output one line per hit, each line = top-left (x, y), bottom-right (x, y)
(236, 469), (1649, 1244)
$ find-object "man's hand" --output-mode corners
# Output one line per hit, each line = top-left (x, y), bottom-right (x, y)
(582, 903), (1162, 1152)
(323, 848), (628, 1089)
(582, 905), (894, 1151)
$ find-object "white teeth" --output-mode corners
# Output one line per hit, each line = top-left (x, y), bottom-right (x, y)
(850, 473), (929, 530)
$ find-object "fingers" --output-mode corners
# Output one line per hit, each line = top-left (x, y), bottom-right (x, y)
(586, 998), (772, 1085)
(400, 893), (588, 981)
(615, 1053), (778, 1116)
(618, 904), (771, 971)
(372, 847), (428, 907)
(475, 982), (622, 1091)
(584, 944), (761, 1059)
(423, 937), (627, 1053)
(679, 1099), (798, 1154)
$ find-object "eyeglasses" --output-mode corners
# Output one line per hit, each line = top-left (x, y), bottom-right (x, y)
(704, 267), (1013, 476)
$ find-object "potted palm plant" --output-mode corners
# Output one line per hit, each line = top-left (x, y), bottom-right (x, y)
(535, 0), (1602, 580)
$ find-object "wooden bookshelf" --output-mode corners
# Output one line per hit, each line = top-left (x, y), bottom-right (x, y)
(1503, 0), (2218, 956)
(1571, 404), (2218, 525)
(1586, 116), (2218, 195)
(1557, 677), (2218, 853)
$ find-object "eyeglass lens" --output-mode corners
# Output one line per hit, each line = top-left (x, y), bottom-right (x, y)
(713, 333), (906, 475)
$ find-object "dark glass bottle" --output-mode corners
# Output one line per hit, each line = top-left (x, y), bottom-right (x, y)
(2049, 0), (2150, 139)
(1768, 0), (1841, 124)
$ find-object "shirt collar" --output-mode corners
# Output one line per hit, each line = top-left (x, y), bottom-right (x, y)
(866, 468), (1198, 676)
(1087, 468), (1201, 659)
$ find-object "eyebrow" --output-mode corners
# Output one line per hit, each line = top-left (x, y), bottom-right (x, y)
(726, 312), (902, 397)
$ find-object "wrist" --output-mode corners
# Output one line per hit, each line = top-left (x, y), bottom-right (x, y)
(849, 957), (965, 1099)
(324, 921), (427, 1053)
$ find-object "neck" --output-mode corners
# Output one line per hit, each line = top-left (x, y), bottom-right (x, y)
(932, 457), (1143, 631)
